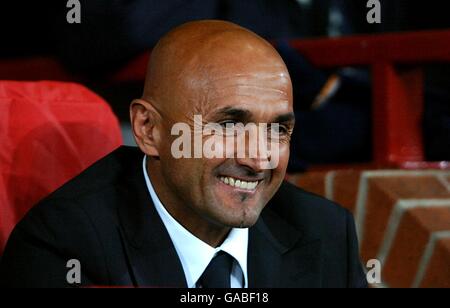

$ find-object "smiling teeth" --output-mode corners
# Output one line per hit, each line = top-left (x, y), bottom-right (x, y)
(219, 176), (259, 190)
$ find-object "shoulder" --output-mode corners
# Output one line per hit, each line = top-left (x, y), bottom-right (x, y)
(267, 181), (352, 239)
(47, 146), (142, 201)
(1, 147), (144, 286)
(15, 146), (143, 237)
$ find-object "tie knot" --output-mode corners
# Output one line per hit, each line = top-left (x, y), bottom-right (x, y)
(198, 251), (233, 288)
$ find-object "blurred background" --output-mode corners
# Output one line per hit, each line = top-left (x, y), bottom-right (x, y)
(0, 0), (449, 287)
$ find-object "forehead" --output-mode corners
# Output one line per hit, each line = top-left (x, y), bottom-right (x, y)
(197, 67), (293, 117)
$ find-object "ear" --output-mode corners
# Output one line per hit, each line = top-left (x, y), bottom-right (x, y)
(130, 99), (161, 157)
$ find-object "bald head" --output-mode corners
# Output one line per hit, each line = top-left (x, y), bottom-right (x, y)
(131, 20), (295, 240)
(142, 20), (292, 117)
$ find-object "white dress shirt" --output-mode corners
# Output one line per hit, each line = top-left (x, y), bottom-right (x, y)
(142, 156), (248, 288)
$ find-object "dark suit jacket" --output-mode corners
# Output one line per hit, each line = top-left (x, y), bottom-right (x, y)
(0, 146), (367, 288)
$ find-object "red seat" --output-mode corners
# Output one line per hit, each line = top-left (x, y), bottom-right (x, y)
(0, 81), (122, 253)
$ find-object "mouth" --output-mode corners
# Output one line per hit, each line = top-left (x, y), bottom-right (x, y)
(218, 175), (261, 192)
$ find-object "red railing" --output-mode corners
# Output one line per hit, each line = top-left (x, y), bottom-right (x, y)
(289, 30), (450, 168)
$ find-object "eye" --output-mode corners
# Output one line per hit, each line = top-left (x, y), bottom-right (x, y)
(216, 120), (237, 136)
(266, 123), (293, 144)
(219, 120), (238, 127)
(268, 124), (288, 135)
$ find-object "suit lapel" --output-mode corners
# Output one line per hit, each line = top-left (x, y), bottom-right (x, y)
(248, 203), (323, 288)
(116, 151), (187, 288)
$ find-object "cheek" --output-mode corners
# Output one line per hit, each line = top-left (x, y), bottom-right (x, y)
(158, 133), (193, 179)
(272, 144), (290, 175)
(258, 139), (290, 173)
(202, 135), (228, 159)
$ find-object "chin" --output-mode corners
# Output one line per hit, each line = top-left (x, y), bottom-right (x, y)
(205, 184), (268, 228)
(220, 207), (262, 229)
(236, 219), (258, 229)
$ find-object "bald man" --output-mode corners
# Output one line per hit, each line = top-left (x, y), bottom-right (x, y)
(0, 20), (367, 288)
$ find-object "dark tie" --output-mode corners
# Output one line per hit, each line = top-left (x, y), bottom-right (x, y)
(198, 251), (233, 288)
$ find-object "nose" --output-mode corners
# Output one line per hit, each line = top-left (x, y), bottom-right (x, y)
(235, 150), (272, 173)
(225, 123), (279, 170)
(235, 135), (274, 172)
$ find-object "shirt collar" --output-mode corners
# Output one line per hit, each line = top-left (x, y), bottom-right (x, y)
(142, 155), (248, 288)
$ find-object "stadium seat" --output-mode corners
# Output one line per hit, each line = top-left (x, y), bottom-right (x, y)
(0, 80), (122, 254)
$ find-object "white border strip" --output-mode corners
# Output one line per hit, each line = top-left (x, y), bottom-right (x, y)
(412, 231), (450, 288)
(353, 170), (450, 246)
(325, 171), (336, 201)
(375, 199), (450, 268)
(354, 172), (370, 242)
(437, 174), (450, 193)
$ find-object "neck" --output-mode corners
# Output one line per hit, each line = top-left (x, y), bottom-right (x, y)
(147, 158), (230, 247)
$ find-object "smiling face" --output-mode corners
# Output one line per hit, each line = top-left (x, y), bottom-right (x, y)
(158, 70), (293, 230)
(132, 20), (294, 245)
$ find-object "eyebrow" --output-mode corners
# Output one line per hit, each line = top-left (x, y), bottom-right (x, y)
(274, 112), (295, 124)
(214, 107), (252, 122)
(213, 107), (295, 124)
